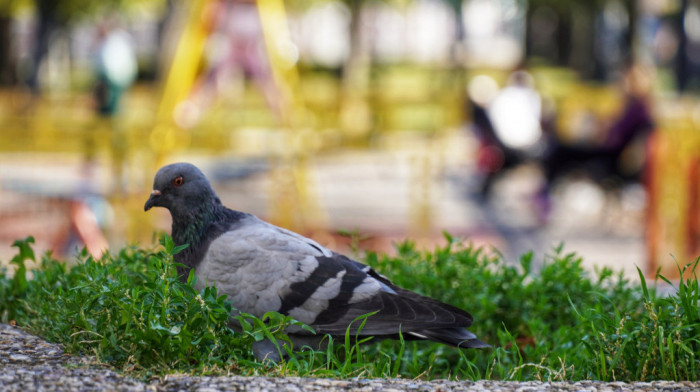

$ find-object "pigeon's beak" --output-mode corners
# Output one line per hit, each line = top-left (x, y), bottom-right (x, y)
(144, 189), (162, 211)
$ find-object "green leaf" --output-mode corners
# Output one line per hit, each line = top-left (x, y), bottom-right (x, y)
(172, 243), (189, 255)
(11, 236), (35, 264)
(159, 234), (175, 253)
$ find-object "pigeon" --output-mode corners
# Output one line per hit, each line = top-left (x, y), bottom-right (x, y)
(144, 162), (489, 361)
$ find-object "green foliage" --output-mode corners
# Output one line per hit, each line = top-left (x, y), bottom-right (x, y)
(360, 236), (698, 381)
(0, 235), (297, 374)
(573, 262), (700, 381)
(0, 234), (698, 381)
(0, 236), (35, 322)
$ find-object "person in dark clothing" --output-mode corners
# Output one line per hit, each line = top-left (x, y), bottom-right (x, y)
(93, 21), (137, 117)
(542, 93), (654, 184)
(537, 63), (655, 219)
(469, 71), (552, 199)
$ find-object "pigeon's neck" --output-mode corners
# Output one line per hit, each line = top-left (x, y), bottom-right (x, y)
(171, 200), (221, 250)
(170, 198), (246, 277)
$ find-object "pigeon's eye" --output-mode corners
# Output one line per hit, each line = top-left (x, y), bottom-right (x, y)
(173, 176), (184, 187)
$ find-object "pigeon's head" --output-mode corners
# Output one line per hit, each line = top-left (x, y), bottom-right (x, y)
(144, 162), (218, 213)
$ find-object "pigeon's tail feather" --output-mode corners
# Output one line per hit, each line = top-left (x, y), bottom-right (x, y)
(311, 282), (490, 348)
(410, 327), (491, 349)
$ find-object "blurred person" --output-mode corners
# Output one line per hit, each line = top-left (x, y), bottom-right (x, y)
(536, 62), (655, 220)
(90, 17), (137, 192)
(173, 0), (279, 129)
(468, 69), (554, 199)
(93, 19), (137, 117)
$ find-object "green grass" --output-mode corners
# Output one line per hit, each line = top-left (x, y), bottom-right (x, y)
(1, 234), (698, 381)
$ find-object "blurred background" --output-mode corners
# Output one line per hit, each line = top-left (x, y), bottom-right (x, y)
(0, 0), (698, 280)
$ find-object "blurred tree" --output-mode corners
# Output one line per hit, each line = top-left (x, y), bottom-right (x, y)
(293, 0), (640, 79)
(675, 0), (690, 92)
(26, 0), (61, 93)
(23, 0), (164, 93)
(0, 0), (29, 85)
(527, 0), (637, 80)
(442, 0), (466, 64)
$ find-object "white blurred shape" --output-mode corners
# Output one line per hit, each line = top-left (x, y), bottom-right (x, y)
(97, 29), (137, 88)
(461, 0), (525, 68)
(467, 75), (499, 106)
(278, 39), (299, 68)
(487, 76), (542, 149)
(464, 0), (500, 37)
(300, 1), (351, 67)
(372, 3), (406, 62)
(562, 180), (606, 219)
(685, 4), (700, 42)
(406, 0), (456, 63)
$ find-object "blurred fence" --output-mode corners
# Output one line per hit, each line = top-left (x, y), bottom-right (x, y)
(648, 99), (700, 280)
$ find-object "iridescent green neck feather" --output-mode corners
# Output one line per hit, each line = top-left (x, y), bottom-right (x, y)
(171, 197), (219, 253)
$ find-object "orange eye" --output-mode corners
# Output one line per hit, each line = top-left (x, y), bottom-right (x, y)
(173, 176), (184, 186)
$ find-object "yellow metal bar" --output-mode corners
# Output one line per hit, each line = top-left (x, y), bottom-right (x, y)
(139, 0), (210, 243)
(256, 0), (304, 127)
(151, 0), (210, 160)
(257, 0), (324, 231)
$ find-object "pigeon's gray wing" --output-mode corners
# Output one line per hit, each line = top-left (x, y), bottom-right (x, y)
(281, 251), (488, 348)
(301, 254), (471, 328)
(194, 216), (334, 319)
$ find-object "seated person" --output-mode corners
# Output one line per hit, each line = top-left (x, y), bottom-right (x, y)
(537, 62), (655, 216)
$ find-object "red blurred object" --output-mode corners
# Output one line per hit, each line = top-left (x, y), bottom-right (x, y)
(477, 143), (505, 174)
(687, 157), (700, 258)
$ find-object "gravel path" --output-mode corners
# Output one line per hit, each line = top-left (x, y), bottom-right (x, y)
(2, 323), (698, 392)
